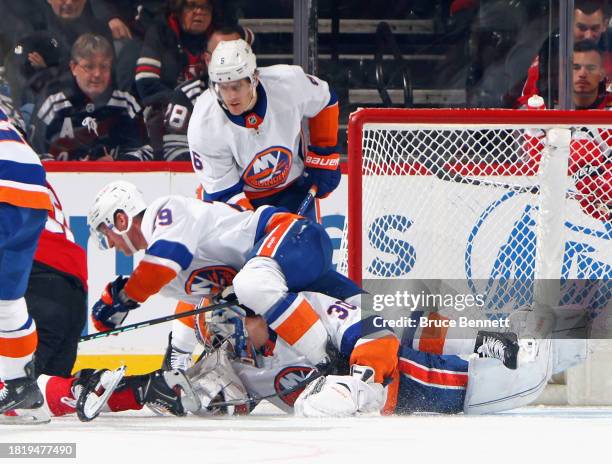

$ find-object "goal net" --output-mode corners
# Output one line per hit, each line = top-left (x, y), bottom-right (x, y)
(339, 108), (612, 404)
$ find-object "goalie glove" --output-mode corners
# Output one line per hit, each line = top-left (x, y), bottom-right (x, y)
(91, 276), (140, 332)
(294, 365), (386, 417)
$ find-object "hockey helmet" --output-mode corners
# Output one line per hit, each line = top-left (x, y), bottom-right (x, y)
(207, 39), (257, 84)
(88, 181), (147, 249)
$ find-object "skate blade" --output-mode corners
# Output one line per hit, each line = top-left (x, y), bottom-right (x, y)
(77, 365), (126, 422)
(0, 408), (50, 425)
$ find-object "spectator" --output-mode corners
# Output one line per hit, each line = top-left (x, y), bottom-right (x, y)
(522, 41), (611, 223)
(30, 34), (152, 161)
(5, 0), (113, 111)
(517, 0), (609, 107)
(135, 0), (223, 104)
(572, 40), (611, 109)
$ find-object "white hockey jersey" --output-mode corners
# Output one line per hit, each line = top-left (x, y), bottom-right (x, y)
(123, 195), (278, 305)
(227, 292), (400, 413)
(187, 65), (335, 201)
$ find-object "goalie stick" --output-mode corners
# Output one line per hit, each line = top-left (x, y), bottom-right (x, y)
(79, 300), (236, 342)
(430, 159), (610, 211)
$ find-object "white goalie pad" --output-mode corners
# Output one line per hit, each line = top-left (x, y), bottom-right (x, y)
(552, 339), (588, 375)
(464, 338), (553, 414)
(508, 307), (589, 375)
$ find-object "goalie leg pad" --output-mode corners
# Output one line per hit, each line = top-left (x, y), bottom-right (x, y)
(464, 338), (552, 414)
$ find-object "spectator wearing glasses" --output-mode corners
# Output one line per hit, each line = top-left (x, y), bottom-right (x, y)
(29, 34), (152, 161)
(135, 0), (220, 105)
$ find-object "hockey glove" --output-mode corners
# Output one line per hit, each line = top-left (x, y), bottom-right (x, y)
(303, 145), (341, 198)
(92, 276), (140, 332)
(294, 365), (386, 417)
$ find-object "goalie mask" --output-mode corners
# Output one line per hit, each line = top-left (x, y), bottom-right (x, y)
(88, 181), (147, 250)
(195, 303), (252, 362)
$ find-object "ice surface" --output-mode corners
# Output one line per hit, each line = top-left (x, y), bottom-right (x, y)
(2, 403), (611, 463)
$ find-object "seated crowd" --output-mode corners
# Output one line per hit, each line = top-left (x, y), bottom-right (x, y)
(0, 0), (252, 161)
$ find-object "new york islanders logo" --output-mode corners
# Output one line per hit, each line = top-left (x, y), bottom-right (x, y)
(243, 146), (292, 190)
(184, 266), (237, 295)
(274, 366), (315, 406)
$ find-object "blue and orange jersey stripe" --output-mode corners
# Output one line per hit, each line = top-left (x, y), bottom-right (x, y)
(0, 123), (51, 211)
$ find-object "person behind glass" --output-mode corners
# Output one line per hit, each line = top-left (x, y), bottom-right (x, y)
(6, 0), (113, 118)
(29, 34), (152, 161)
(517, 0), (609, 107)
(18, 0), (113, 78)
(135, 0), (223, 105)
(571, 40), (612, 109)
(522, 41), (611, 224)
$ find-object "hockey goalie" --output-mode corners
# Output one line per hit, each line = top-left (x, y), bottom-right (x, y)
(28, 290), (589, 420)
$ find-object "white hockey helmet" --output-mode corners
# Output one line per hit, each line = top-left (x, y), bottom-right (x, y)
(207, 39), (257, 84)
(88, 180), (147, 249)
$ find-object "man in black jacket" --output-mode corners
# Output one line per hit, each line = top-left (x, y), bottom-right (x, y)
(29, 34), (152, 161)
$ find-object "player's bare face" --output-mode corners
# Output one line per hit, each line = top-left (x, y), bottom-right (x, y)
(573, 51), (603, 96)
(97, 225), (136, 256)
(574, 9), (606, 42)
(217, 79), (255, 115)
(180, 0), (213, 34)
(48, 0), (86, 20)
(70, 53), (112, 101)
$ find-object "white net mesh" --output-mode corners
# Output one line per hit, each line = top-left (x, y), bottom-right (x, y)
(339, 113), (612, 316)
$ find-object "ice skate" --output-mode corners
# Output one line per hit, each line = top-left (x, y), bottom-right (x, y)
(474, 331), (519, 369)
(0, 361), (49, 424)
(75, 366), (126, 422)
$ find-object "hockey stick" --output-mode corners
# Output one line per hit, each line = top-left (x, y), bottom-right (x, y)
(79, 300), (236, 342)
(297, 185), (318, 215)
(430, 159), (596, 202)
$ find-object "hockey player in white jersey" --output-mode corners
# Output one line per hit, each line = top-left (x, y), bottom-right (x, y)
(182, 293), (585, 417)
(87, 181), (361, 368)
(33, 290), (526, 420)
(187, 39), (341, 218)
